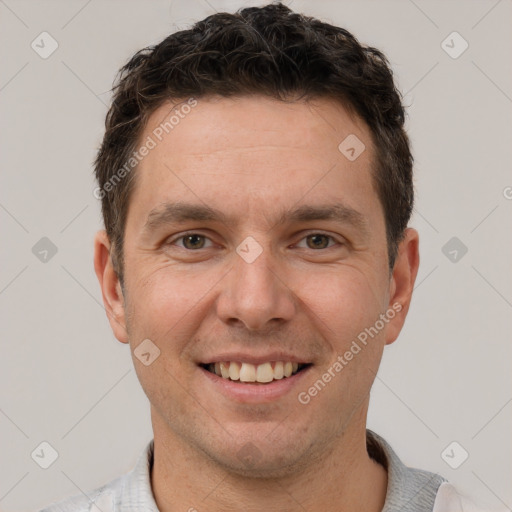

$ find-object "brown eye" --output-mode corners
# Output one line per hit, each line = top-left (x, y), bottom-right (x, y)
(184, 235), (205, 249)
(303, 234), (335, 249)
(171, 234), (212, 250)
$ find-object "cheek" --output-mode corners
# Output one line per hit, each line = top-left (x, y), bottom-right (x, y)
(296, 271), (386, 420)
(294, 266), (385, 344)
(125, 267), (205, 410)
(127, 265), (219, 359)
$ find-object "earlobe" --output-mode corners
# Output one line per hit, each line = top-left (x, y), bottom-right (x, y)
(93, 230), (129, 344)
(384, 228), (420, 346)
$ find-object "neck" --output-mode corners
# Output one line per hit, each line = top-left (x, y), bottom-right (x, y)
(150, 406), (388, 512)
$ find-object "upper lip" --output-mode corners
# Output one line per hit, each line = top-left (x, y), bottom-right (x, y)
(198, 352), (312, 365)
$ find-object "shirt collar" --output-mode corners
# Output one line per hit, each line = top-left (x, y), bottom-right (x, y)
(367, 429), (446, 512)
(118, 439), (159, 511)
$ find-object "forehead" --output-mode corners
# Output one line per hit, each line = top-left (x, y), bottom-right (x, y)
(143, 95), (372, 161)
(128, 95), (380, 231)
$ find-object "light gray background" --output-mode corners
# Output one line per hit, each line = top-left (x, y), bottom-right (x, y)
(1, 0), (511, 510)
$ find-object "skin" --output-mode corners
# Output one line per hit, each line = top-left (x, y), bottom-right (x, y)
(94, 95), (419, 512)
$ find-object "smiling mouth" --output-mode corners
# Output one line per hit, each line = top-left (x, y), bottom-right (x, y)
(200, 361), (311, 384)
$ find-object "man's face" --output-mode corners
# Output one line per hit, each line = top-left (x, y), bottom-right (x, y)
(97, 95), (416, 476)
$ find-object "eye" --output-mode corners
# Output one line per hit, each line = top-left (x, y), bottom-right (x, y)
(166, 232), (341, 252)
(295, 233), (339, 250)
(170, 233), (214, 250)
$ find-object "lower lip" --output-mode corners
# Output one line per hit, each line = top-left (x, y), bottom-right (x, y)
(198, 365), (312, 403)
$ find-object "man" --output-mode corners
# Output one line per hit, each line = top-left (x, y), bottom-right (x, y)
(41, 3), (483, 511)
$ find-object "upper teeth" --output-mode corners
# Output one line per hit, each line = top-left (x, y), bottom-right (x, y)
(209, 361), (300, 383)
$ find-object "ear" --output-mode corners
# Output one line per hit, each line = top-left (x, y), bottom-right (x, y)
(384, 228), (420, 346)
(93, 230), (129, 344)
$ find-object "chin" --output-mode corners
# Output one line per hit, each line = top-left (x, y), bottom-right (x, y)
(217, 452), (306, 479)
(202, 434), (316, 479)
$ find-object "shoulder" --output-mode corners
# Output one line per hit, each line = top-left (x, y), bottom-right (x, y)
(37, 441), (156, 512)
(37, 478), (122, 512)
(433, 482), (506, 512)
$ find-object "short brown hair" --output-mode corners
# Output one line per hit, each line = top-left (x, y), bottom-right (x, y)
(95, 2), (413, 286)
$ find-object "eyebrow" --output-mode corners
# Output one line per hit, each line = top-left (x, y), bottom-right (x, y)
(142, 201), (369, 236)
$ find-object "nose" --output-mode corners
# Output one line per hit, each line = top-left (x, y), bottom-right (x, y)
(215, 242), (296, 332)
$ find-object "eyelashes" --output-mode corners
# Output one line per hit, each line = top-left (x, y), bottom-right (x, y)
(167, 232), (343, 251)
